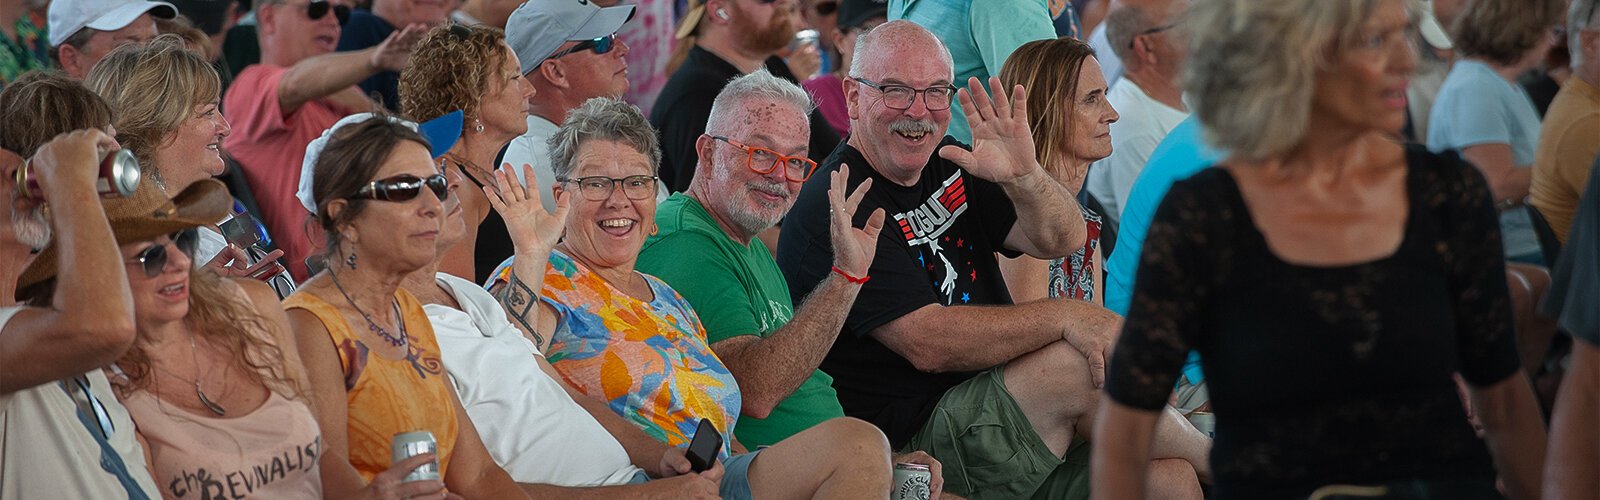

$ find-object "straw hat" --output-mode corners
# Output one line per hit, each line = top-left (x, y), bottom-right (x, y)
(19, 177), (232, 288)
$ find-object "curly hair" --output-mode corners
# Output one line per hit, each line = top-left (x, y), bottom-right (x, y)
(1184, 0), (1416, 160)
(83, 34), (221, 184)
(1453, 0), (1564, 66)
(1000, 37), (1096, 178)
(114, 270), (300, 399)
(399, 24), (510, 125)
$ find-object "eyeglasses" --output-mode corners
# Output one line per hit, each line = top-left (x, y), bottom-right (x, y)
(712, 136), (818, 182)
(852, 78), (957, 111)
(550, 34), (618, 60)
(128, 228), (199, 278)
(352, 173), (450, 202)
(296, 0), (351, 25)
(813, 0), (837, 15)
(557, 175), (659, 201)
(1128, 23), (1176, 49)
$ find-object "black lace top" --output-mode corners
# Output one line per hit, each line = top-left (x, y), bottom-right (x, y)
(1104, 146), (1520, 498)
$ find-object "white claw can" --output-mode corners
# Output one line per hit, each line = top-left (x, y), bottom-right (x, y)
(892, 462), (932, 500)
(391, 430), (441, 483)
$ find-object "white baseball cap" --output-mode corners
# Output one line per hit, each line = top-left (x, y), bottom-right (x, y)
(48, 0), (177, 47)
(506, 0), (635, 75)
(1417, 0), (1453, 51)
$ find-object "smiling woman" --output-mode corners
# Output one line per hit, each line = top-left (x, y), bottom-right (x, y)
(84, 34), (229, 195)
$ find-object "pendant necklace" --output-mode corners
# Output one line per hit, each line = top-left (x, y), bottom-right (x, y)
(188, 331), (228, 416)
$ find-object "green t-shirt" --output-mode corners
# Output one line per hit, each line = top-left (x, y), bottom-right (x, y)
(637, 194), (845, 447)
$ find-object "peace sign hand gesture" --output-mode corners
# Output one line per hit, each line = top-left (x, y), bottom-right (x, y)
(937, 76), (1042, 184)
(485, 163), (569, 254)
(829, 164), (887, 278)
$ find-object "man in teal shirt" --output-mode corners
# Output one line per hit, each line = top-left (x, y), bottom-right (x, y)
(888, 0), (1055, 143)
(636, 69), (888, 449)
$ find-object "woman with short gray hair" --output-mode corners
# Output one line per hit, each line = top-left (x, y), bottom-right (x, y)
(1093, 0), (1548, 498)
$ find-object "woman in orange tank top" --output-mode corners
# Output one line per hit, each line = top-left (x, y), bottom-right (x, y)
(285, 116), (529, 499)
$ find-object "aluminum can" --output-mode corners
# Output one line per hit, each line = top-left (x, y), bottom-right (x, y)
(16, 148), (141, 199)
(390, 430), (441, 483)
(892, 462), (932, 500)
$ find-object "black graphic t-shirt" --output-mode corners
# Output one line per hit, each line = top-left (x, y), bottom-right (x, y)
(777, 137), (1019, 447)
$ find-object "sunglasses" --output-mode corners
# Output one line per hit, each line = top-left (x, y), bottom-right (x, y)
(352, 173), (450, 202)
(549, 33), (618, 60)
(301, 0), (351, 25)
(128, 229), (199, 278)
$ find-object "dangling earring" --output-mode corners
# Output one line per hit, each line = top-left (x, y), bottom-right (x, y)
(345, 252), (358, 270)
(474, 120), (485, 133)
(649, 223), (659, 236)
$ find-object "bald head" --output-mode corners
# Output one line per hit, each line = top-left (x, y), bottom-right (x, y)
(847, 20), (953, 80)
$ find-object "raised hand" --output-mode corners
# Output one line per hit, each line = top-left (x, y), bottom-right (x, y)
(829, 164), (887, 278)
(937, 76), (1042, 184)
(370, 24), (426, 72)
(27, 128), (120, 197)
(485, 163), (569, 254)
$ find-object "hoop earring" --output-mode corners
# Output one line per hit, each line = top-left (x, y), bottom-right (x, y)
(649, 223), (659, 236)
(474, 120), (485, 133)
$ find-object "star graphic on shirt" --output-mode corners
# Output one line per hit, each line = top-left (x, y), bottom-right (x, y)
(961, 292), (970, 303)
(970, 269), (977, 281)
(956, 238), (964, 247)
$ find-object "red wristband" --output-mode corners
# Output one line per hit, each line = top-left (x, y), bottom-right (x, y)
(831, 266), (870, 284)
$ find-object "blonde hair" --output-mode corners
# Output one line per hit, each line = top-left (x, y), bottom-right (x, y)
(116, 271), (300, 399)
(156, 14), (214, 61)
(1184, 0), (1416, 160)
(399, 24), (510, 124)
(83, 34), (221, 181)
(1000, 37), (1096, 177)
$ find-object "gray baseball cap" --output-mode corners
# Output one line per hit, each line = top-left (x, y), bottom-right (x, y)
(506, 0), (636, 76)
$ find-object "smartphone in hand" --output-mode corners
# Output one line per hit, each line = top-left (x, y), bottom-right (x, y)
(685, 418), (722, 473)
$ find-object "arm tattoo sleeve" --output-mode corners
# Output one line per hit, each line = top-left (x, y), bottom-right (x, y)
(499, 271), (545, 348)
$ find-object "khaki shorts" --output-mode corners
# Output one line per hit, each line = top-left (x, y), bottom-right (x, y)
(902, 366), (1091, 500)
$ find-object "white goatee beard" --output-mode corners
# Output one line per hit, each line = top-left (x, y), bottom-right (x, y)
(10, 204), (52, 250)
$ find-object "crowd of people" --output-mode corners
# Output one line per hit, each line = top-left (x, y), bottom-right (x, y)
(1, 0), (1596, 498)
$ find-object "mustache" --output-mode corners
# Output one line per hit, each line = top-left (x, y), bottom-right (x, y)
(889, 119), (935, 135)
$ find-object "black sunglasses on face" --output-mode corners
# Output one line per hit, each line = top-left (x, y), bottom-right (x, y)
(549, 33), (618, 60)
(303, 0), (351, 25)
(129, 229), (200, 278)
(352, 173), (450, 202)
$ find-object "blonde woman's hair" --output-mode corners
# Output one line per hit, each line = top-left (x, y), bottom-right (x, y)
(399, 24), (510, 125)
(999, 37), (1096, 177)
(1183, 0), (1417, 160)
(83, 34), (221, 182)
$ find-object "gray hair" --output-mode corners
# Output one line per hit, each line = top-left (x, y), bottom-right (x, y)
(705, 69), (815, 137)
(848, 20), (953, 80)
(546, 97), (661, 181)
(1573, 0), (1600, 64)
(1105, 4), (1155, 66)
(1185, 0), (1417, 160)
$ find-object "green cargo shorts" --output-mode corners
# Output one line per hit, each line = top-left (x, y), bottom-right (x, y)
(902, 366), (1091, 500)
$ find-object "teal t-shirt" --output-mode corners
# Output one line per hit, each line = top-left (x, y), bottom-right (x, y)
(637, 194), (845, 447)
(889, 0), (1056, 143)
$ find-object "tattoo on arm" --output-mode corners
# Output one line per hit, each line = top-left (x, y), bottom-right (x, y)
(500, 271), (544, 347)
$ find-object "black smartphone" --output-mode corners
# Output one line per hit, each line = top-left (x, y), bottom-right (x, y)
(685, 418), (722, 473)
(218, 212), (262, 248)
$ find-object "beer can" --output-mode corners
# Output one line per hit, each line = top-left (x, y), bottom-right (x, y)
(892, 462), (933, 500)
(390, 430), (441, 483)
(16, 148), (141, 199)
